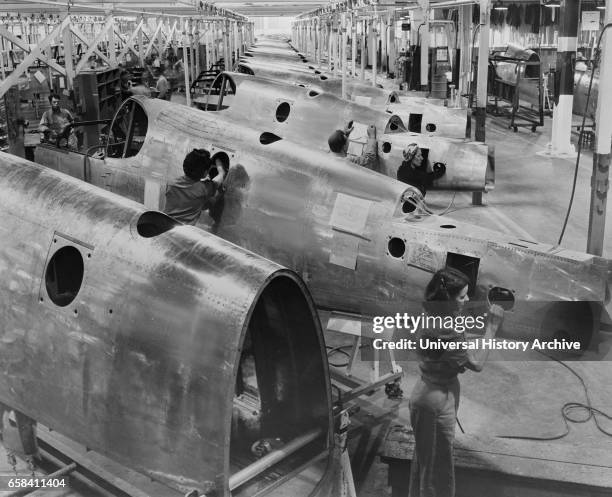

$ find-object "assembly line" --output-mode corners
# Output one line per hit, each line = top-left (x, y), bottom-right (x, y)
(0, 2), (611, 497)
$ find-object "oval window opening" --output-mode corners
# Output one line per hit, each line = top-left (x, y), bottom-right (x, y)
(488, 287), (515, 311)
(45, 246), (84, 307)
(425, 123), (437, 132)
(388, 238), (406, 258)
(308, 90), (319, 97)
(320, 75), (328, 80)
(390, 122), (398, 131)
(137, 211), (181, 237)
(440, 224), (456, 229)
(260, 132), (283, 145)
(389, 95), (397, 103)
(315, 70), (321, 74)
(275, 102), (291, 122)
(382, 142), (392, 153)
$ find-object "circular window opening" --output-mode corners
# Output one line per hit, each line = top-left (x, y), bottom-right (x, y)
(402, 200), (416, 214)
(488, 287), (515, 311)
(45, 246), (84, 307)
(388, 238), (406, 258)
(440, 224), (456, 229)
(390, 122), (398, 131)
(382, 142), (392, 153)
(389, 95), (397, 103)
(275, 102), (291, 122)
(425, 123), (437, 132)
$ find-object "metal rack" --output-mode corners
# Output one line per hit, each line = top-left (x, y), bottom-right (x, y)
(487, 44), (544, 132)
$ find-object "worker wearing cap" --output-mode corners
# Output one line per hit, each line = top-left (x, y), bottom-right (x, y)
(397, 143), (446, 196)
(328, 122), (380, 173)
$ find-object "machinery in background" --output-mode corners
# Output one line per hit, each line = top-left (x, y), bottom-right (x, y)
(485, 43), (544, 132)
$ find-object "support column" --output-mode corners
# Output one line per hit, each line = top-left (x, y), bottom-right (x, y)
(328, 21), (333, 72)
(183, 19), (191, 106)
(190, 24), (196, 82)
(475, 0), (490, 143)
(138, 16), (144, 66)
(419, 1), (430, 89)
(61, 18), (73, 90)
(224, 20), (231, 71)
(381, 18), (387, 73)
(473, 0), (490, 205)
(194, 22), (200, 79)
(550, 0), (579, 155)
(341, 13), (347, 99)
(108, 13), (116, 66)
(587, 3), (612, 255)
(360, 20), (366, 81)
(351, 14), (357, 77)
(307, 20), (312, 56)
(388, 13), (396, 78)
(370, 19), (377, 87)
(458, 4), (472, 100)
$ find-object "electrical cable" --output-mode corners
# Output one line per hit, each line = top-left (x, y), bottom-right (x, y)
(497, 350), (612, 441)
(558, 22), (612, 245)
(404, 191), (457, 218)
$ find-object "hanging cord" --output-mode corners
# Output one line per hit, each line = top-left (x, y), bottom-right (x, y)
(497, 350), (612, 441)
(558, 22), (612, 245)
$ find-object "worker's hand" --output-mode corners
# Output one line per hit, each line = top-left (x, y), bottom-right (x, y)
(367, 124), (376, 138)
(487, 304), (504, 328)
(433, 162), (446, 175)
(343, 121), (354, 136)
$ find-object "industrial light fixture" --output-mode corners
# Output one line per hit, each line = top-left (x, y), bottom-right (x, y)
(494, 2), (508, 10)
(544, 1), (560, 8)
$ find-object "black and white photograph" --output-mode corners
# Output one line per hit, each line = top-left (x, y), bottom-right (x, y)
(0, 0), (611, 496)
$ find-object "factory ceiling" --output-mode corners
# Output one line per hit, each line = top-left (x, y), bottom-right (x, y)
(0, 0), (500, 19)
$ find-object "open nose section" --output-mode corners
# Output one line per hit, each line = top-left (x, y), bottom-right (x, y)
(230, 274), (331, 496)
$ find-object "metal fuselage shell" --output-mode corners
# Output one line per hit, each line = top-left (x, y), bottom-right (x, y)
(206, 72), (490, 191)
(34, 97), (609, 343)
(0, 153), (333, 496)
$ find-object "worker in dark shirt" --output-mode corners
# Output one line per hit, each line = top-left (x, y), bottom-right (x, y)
(38, 93), (77, 149)
(164, 149), (226, 225)
(397, 143), (446, 196)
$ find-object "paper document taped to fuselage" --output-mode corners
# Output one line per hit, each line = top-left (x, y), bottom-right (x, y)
(347, 121), (369, 157)
(330, 229), (360, 270)
(330, 193), (371, 236)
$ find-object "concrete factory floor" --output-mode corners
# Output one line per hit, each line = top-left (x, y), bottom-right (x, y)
(1, 104), (611, 496)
